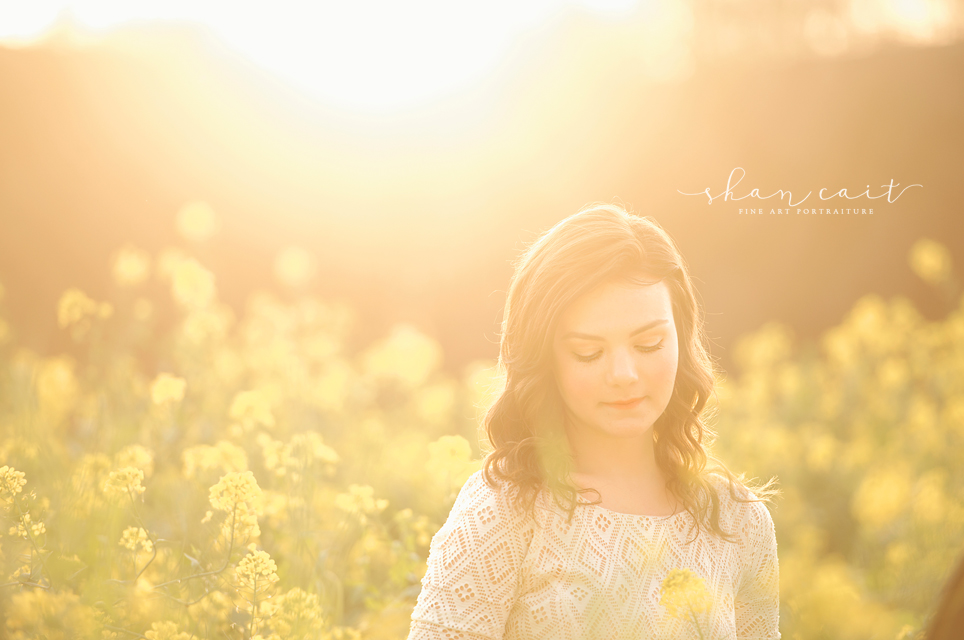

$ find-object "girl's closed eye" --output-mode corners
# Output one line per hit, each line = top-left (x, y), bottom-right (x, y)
(638, 339), (664, 353)
(573, 340), (664, 362)
(574, 351), (602, 362)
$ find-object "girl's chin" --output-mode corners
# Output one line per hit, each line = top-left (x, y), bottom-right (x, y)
(595, 421), (653, 437)
(566, 413), (655, 437)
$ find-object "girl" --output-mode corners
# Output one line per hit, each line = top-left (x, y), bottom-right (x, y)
(407, 204), (780, 640)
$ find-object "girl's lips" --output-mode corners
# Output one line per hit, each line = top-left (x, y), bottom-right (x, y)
(603, 397), (644, 409)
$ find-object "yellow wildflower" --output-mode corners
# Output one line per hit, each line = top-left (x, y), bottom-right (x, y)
(227, 508), (262, 543)
(414, 380), (458, 425)
(181, 304), (234, 344)
(335, 484), (388, 520)
(150, 373), (186, 405)
(230, 389), (276, 430)
(236, 549), (279, 591)
(119, 526), (153, 554)
(876, 358), (908, 390)
(286, 431), (340, 472)
(5, 589), (97, 639)
(427, 434), (480, 493)
(852, 465), (911, 529)
(274, 246), (316, 288)
(660, 568), (713, 621)
(394, 508), (434, 548)
(804, 433), (837, 473)
(309, 360), (352, 412)
(428, 434), (472, 467)
(114, 445), (155, 478)
(0, 465), (27, 497)
(35, 356), (79, 417)
(57, 288), (112, 329)
(733, 322), (794, 371)
(144, 620), (192, 640)
(104, 467), (146, 499)
(913, 472), (947, 524)
(171, 257), (216, 308)
(185, 589), (234, 629)
(111, 245), (151, 286)
(257, 433), (287, 477)
(360, 324), (443, 388)
(210, 471), (262, 512)
(909, 238), (951, 285)
(326, 627), (363, 640)
(9, 512), (45, 539)
(183, 441), (248, 478)
(57, 289), (97, 328)
(273, 588), (325, 637)
(258, 431), (340, 480)
(176, 201), (219, 242)
(65, 453), (112, 515)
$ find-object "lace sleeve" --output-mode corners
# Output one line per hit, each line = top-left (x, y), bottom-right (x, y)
(734, 499), (781, 640)
(407, 471), (534, 640)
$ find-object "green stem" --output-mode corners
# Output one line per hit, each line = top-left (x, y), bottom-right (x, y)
(0, 580), (49, 589)
(12, 494), (49, 587)
(103, 625), (148, 639)
(152, 502), (237, 592)
(126, 487), (158, 581)
(685, 600), (706, 640)
(249, 575), (259, 640)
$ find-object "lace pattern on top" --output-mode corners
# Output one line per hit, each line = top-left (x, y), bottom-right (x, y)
(408, 470), (780, 640)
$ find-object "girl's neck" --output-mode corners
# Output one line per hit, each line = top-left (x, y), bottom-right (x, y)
(560, 419), (681, 515)
(564, 423), (662, 483)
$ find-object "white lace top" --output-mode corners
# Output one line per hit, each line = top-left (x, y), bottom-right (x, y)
(407, 470), (779, 640)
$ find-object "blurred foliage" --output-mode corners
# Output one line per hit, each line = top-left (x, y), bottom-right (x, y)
(0, 228), (960, 639)
(710, 239), (963, 640)
(0, 233), (486, 639)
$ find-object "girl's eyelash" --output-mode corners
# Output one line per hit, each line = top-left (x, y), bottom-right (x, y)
(574, 352), (602, 363)
(573, 341), (664, 362)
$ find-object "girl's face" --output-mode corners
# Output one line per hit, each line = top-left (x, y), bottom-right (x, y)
(552, 277), (680, 442)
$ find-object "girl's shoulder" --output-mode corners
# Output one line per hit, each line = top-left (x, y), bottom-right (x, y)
(453, 469), (522, 508)
(704, 471), (776, 538)
(446, 469), (534, 527)
(429, 471), (535, 562)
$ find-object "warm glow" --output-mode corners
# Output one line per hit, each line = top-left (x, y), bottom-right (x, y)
(0, 0), (644, 111)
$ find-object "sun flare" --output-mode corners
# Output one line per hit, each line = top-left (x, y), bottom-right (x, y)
(0, 0), (645, 111)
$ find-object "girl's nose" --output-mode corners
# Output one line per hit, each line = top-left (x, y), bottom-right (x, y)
(606, 347), (639, 386)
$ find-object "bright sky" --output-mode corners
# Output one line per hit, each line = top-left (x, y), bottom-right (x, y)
(0, 0), (952, 111)
(0, 0), (641, 111)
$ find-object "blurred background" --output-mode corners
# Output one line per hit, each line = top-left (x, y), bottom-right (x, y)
(1, 1), (963, 639)
(0, 0), (960, 372)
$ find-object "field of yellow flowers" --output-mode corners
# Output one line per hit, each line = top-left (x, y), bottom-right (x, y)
(0, 208), (961, 639)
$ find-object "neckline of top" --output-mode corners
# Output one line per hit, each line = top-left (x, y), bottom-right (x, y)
(575, 494), (687, 520)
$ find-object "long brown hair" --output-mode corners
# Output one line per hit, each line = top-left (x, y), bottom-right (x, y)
(480, 203), (776, 542)
(926, 550), (964, 639)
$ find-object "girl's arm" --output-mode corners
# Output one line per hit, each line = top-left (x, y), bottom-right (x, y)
(407, 471), (534, 640)
(735, 499), (781, 640)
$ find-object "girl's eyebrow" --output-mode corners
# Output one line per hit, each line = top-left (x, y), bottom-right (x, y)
(560, 319), (669, 341)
